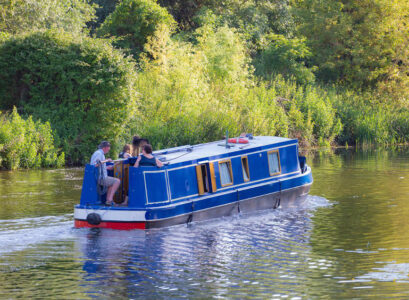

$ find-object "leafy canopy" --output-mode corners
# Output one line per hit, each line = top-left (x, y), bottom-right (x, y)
(0, 30), (138, 164)
(293, 0), (409, 92)
(0, 0), (96, 35)
(98, 0), (176, 58)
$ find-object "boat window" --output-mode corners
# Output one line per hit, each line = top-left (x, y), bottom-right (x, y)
(241, 156), (250, 182)
(219, 160), (233, 187)
(196, 164), (209, 195)
(267, 150), (281, 176)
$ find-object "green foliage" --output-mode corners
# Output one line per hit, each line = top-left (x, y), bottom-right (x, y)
(0, 107), (64, 170)
(88, 0), (120, 31)
(333, 90), (409, 146)
(254, 34), (316, 84)
(0, 30), (137, 164)
(131, 25), (341, 149)
(0, 0), (96, 35)
(201, 0), (295, 49)
(195, 24), (249, 83)
(98, 0), (176, 57)
(293, 0), (409, 90)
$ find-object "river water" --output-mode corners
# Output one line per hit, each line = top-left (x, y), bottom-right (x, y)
(1, 148), (409, 299)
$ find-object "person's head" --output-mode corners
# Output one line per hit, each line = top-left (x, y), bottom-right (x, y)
(98, 141), (111, 154)
(140, 138), (149, 148)
(132, 135), (141, 147)
(123, 144), (131, 153)
(142, 144), (153, 155)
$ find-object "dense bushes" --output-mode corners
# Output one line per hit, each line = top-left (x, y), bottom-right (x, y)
(131, 25), (342, 149)
(0, 0), (95, 35)
(0, 30), (137, 164)
(98, 0), (176, 57)
(0, 108), (64, 170)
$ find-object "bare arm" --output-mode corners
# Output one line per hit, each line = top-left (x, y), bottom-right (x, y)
(94, 158), (112, 167)
(156, 159), (163, 168)
(134, 155), (141, 167)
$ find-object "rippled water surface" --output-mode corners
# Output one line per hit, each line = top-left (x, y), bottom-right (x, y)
(1, 148), (409, 299)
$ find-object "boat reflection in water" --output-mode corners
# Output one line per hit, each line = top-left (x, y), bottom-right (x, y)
(76, 196), (326, 298)
(75, 136), (313, 229)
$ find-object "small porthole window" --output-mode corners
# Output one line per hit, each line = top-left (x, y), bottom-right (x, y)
(219, 160), (233, 186)
(267, 150), (281, 176)
(241, 156), (250, 182)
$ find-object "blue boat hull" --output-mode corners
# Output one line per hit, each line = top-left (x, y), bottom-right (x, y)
(144, 170), (312, 228)
(74, 167), (312, 229)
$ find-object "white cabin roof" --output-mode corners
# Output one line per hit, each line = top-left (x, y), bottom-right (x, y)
(154, 136), (295, 165)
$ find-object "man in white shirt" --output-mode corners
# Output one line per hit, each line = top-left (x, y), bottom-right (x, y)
(90, 141), (120, 205)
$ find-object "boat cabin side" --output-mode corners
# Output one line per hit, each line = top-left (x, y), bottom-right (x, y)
(79, 140), (304, 208)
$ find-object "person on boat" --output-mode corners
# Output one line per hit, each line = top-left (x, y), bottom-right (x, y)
(119, 144), (131, 159)
(134, 144), (163, 168)
(131, 136), (141, 157)
(139, 138), (149, 150)
(90, 141), (120, 205)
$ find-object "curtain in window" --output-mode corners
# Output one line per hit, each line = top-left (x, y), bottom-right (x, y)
(268, 152), (280, 174)
(220, 162), (232, 185)
(242, 161), (249, 181)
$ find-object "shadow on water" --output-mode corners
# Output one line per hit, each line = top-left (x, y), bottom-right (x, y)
(1, 147), (409, 298)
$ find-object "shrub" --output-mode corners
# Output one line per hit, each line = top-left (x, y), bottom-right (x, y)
(254, 34), (316, 85)
(0, 0), (96, 35)
(98, 0), (176, 58)
(0, 30), (137, 164)
(0, 107), (64, 170)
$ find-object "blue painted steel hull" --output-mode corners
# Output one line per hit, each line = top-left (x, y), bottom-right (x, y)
(143, 168), (312, 228)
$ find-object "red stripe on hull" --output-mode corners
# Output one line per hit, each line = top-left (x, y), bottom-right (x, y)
(74, 220), (146, 230)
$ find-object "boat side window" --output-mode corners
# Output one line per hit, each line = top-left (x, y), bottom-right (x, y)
(241, 156), (250, 182)
(219, 160), (233, 187)
(267, 150), (281, 176)
(196, 164), (209, 195)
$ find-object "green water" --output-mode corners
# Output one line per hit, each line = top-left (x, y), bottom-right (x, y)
(0, 147), (409, 298)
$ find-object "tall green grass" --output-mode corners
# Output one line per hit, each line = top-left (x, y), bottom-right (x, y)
(0, 108), (64, 170)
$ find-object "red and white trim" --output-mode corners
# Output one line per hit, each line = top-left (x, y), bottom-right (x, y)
(74, 219), (146, 230)
(74, 208), (146, 230)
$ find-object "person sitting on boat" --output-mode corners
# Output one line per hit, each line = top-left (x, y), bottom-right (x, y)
(139, 138), (149, 150)
(134, 144), (163, 168)
(131, 135), (141, 157)
(90, 141), (120, 205)
(119, 144), (132, 159)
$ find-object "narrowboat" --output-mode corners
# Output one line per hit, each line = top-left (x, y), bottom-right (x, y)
(74, 135), (313, 230)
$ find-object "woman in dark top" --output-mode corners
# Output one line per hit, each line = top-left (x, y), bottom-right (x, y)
(131, 136), (141, 157)
(134, 144), (163, 168)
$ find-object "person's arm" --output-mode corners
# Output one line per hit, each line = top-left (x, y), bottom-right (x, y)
(156, 159), (163, 168)
(93, 158), (111, 167)
(134, 155), (141, 167)
(105, 158), (114, 170)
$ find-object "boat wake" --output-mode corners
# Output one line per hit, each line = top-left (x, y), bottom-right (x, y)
(302, 195), (332, 210)
(0, 214), (74, 256)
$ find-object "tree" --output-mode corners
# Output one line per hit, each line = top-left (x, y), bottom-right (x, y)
(293, 0), (409, 91)
(88, 0), (120, 32)
(0, 30), (138, 164)
(0, 0), (96, 35)
(254, 33), (316, 84)
(98, 0), (176, 58)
